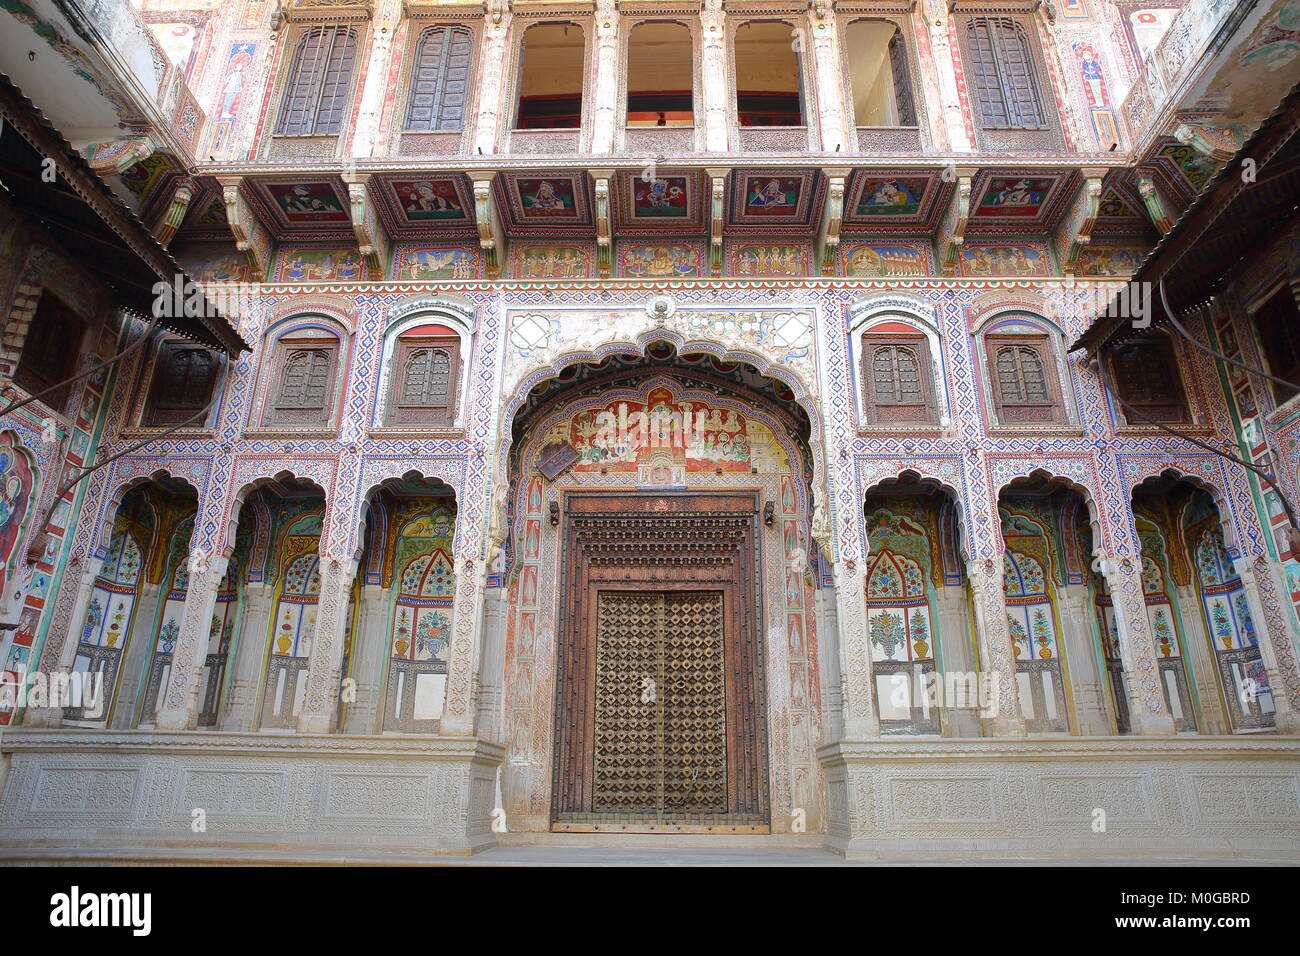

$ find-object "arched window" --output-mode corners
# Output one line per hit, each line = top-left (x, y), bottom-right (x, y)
(265, 328), (341, 427)
(845, 20), (916, 127)
(964, 18), (1046, 130)
(1003, 548), (1068, 732)
(734, 21), (804, 126)
(384, 507), (456, 732)
(864, 544), (938, 733)
(986, 329), (1062, 423)
(862, 329), (935, 424)
(275, 26), (358, 136)
(626, 21), (693, 127)
(386, 324), (460, 426)
(515, 23), (585, 129)
(405, 26), (473, 132)
(1193, 529), (1276, 731)
(145, 340), (218, 426)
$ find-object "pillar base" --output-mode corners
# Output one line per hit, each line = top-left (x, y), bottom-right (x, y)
(0, 729), (504, 862)
(819, 735), (1300, 860)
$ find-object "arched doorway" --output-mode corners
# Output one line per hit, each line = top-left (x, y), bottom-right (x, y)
(499, 344), (818, 833)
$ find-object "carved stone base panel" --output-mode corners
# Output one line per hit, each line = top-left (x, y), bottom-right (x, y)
(0, 730), (503, 861)
(821, 738), (1300, 860)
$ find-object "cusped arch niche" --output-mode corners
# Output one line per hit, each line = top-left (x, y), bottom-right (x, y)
(500, 343), (819, 582)
(374, 298), (475, 430)
(848, 295), (949, 428)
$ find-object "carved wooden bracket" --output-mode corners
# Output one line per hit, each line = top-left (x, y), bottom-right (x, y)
(467, 170), (500, 279)
(940, 174), (972, 277)
(763, 500), (775, 527)
(549, 500), (560, 526)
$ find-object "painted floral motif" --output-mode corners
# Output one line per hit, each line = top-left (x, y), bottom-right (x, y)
(1031, 607), (1054, 659)
(1008, 615), (1028, 658)
(158, 618), (179, 653)
(1151, 607), (1175, 657)
(870, 611), (904, 659)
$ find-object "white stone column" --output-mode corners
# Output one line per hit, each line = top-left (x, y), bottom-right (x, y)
(1057, 583), (1112, 735)
(699, 1), (730, 152)
(473, 10), (514, 155)
(1095, 554), (1176, 735)
(966, 557), (1026, 736)
(439, 558), (487, 736)
(296, 555), (360, 734)
(1174, 583), (1230, 734)
(935, 584), (981, 737)
(832, 561), (880, 738)
(1232, 556), (1300, 733)
(156, 557), (230, 731)
(476, 586), (509, 744)
(343, 583), (390, 734)
(807, 12), (848, 153)
(814, 583), (843, 743)
(589, 0), (619, 155)
(24, 556), (102, 727)
(219, 582), (272, 732)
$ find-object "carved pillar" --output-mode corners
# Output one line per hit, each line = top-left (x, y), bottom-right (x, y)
(473, 10), (513, 155)
(1232, 556), (1300, 733)
(476, 585), (508, 743)
(807, 10), (848, 153)
(343, 583), (389, 734)
(699, 1), (730, 152)
(593, 170), (612, 278)
(925, 8), (973, 152)
(935, 584), (981, 737)
(590, 0), (620, 154)
(1057, 583), (1112, 735)
(296, 555), (360, 734)
(219, 581), (273, 732)
(814, 583), (843, 743)
(156, 556), (231, 730)
(966, 557), (1026, 736)
(349, 10), (398, 157)
(832, 560), (880, 738)
(439, 558), (486, 735)
(23, 557), (103, 727)
(1174, 583), (1230, 734)
(1095, 554), (1176, 735)
(112, 581), (163, 729)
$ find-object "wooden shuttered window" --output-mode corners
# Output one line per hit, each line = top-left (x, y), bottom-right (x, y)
(862, 334), (935, 425)
(887, 30), (917, 127)
(987, 335), (1062, 424)
(1110, 337), (1189, 423)
(1254, 288), (1300, 406)
(144, 341), (218, 426)
(405, 26), (473, 131)
(14, 293), (85, 411)
(965, 17), (1047, 130)
(387, 336), (459, 426)
(267, 336), (339, 426)
(275, 26), (358, 136)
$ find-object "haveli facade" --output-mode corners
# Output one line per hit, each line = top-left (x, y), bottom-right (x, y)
(0, 0), (1298, 861)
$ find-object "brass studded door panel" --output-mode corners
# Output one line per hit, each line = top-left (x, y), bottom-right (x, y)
(551, 493), (770, 832)
(592, 590), (728, 816)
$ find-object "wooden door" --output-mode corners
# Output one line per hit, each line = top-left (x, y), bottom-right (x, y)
(551, 493), (770, 832)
